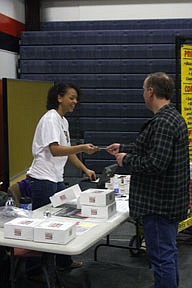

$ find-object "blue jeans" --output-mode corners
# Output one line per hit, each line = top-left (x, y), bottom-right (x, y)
(29, 177), (65, 210)
(29, 177), (72, 267)
(143, 215), (179, 288)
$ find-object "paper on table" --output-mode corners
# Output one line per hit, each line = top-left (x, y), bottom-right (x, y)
(76, 221), (97, 235)
(116, 200), (129, 213)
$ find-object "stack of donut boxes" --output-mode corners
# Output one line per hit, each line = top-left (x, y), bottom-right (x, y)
(80, 188), (116, 219)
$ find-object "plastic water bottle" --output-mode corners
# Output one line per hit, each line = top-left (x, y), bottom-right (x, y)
(20, 197), (32, 217)
(20, 197), (31, 210)
(113, 175), (119, 194)
(43, 209), (52, 220)
(5, 189), (16, 207)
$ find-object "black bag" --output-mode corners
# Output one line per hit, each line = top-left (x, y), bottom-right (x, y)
(0, 191), (8, 206)
(0, 246), (10, 287)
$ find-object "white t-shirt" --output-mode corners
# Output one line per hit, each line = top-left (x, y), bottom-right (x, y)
(28, 109), (70, 182)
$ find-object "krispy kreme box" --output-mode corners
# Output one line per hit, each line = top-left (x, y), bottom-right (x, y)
(4, 218), (43, 241)
(50, 184), (81, 207)
(34, 219), (76, 244)
(81, 202), (116, 219)
(79, 188), (115, 207)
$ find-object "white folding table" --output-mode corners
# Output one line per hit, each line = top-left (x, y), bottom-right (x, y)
(0, 200), (129, 288)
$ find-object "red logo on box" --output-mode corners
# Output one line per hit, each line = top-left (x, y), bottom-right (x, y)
(91, 209), (98, 215)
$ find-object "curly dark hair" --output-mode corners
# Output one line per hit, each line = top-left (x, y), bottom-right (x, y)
(46, 82), (80, 110)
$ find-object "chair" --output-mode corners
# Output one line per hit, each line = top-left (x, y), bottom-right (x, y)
(8, 247), (53, 287)
(8, 178), (31, 208)
(8, 182), (21, 207)
(8, 180), (52, 287)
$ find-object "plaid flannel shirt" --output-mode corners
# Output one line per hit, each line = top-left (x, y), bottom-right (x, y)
(120, 104), (190, 221)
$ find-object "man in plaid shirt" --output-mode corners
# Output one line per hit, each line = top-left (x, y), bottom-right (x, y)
(107, 72), (190, 288)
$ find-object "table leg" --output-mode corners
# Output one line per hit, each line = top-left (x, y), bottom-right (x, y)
(42, 252), (57, 288)
(10, 247), (15, 288)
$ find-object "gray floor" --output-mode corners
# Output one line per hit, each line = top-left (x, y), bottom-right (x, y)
(10, 220), (192, 288)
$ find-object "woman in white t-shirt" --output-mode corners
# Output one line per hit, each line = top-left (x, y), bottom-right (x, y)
(28, 82), (98, 269)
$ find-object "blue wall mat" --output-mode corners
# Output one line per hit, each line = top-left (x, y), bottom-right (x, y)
(76, 103), (152, 118)
(21, 29), (192, 45)
(80, 89), (144, 103)
(20, 44), (175, 60)
(20, 59), (175, 74)
(67, 118), (147, 139)
(19, 73), (163, 88)
(78, 117), (148, 132)
(84, 132), (138, 145)
(79, 89), (176, 103)
(41, 19), (192, 31)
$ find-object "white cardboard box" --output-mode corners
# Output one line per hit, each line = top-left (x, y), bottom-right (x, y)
(4, 217), (43, 241)
(50, 184), (81, 207)
(79, 188), (115, 207)
(34, 219), (76, 244)
(81, 202), (116, 219)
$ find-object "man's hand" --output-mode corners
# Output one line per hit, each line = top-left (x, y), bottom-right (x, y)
(107, 143), (120, 155)
(116, 153), (126, 167)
